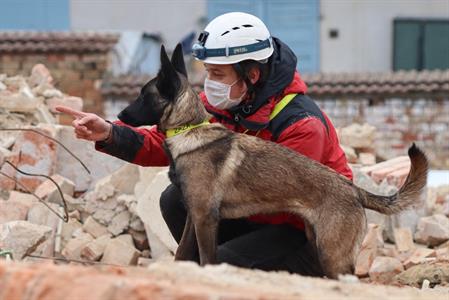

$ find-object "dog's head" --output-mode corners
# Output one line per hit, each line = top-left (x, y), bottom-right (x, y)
(118, 43), (208, 131)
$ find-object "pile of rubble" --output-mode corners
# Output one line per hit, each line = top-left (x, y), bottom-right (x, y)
(338, 123), (449, 289)
(1, 65), (448, 296)
(0, 65), (172, 266)
(0, 162), (173, 266)
(0, 64), (82, 127)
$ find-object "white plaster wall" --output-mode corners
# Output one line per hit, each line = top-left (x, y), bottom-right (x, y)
(70, 0), (206, 49)
(320, 0), (449, 73)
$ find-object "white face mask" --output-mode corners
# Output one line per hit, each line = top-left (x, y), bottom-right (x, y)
(204, 77), (246, 110)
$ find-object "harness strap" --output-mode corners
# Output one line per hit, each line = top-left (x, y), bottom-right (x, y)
(166, 120), (210, 138)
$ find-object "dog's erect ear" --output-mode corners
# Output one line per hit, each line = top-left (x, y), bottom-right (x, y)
(157, 45), (181, 101)
(171, 43), (188, 78)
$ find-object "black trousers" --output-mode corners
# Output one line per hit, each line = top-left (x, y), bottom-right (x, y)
(159, 184), (324, 276)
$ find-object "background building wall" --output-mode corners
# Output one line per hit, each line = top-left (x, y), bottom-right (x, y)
(320, 0), (449, 73)
(70, 0), (206, 49)
(317, 98), (449, 168)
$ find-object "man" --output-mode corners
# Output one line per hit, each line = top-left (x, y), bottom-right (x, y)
(57, 12), (352, 276)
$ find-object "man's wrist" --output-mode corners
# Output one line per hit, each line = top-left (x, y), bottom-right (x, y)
(101, 121), (114, 143)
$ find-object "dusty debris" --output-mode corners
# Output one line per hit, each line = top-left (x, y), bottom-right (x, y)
(393, 261), (449, 288)
(82, 216), (109, 238)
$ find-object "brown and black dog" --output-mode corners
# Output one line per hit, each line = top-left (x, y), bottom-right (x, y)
(118, 44), (428, 278)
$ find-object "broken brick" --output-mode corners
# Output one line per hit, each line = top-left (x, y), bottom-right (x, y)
(101, 238), (140, 266)
(35, 174), (75, 204)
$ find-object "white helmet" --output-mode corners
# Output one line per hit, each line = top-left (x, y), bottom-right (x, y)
(192, 12), (273, 64)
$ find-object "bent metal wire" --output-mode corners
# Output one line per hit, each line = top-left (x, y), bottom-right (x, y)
(0, 128), (92, 222)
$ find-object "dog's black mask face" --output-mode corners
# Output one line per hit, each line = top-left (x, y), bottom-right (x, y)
(117, 43), (188, 127)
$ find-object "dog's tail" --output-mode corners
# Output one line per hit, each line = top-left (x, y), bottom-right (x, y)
(358, 143), (428, 215)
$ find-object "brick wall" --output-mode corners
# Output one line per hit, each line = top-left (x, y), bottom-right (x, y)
(0, 53), (110, 116)
(316, 98), (449, 169)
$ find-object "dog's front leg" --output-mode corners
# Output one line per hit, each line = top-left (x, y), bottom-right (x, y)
(175, 214), (198, 261)
(193, 213), (219, 266)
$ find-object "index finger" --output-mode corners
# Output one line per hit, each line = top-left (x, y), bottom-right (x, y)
(55, 105), (87, 118)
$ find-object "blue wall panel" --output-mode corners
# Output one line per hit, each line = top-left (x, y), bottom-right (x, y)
(0, 0), (70, 30)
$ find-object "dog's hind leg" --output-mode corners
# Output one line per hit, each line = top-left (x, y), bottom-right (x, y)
(175, 214), (198, 261)
(313, 214), (363, 279)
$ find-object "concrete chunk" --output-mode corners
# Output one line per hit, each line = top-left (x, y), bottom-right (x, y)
(136, 169), (177, 259)
(0, 220), (52, 260)
(414, 214), (449, 247)
(60, 218), (83, 249)
(0, 200), (29, 224)
(393, 228), (415, 253)
(115, 234), (134, 247)
(101, 238), (140, 266)
(107, 210), (131, 236)
(27, 202), (60, 258)
(82, 216), (109, 238)
(369, 256), (404, 284)
(61, 233), (94, 260)
(355, 224), (381, 277)
(7, 191), (37, 209)
(435, 247), (449, 261)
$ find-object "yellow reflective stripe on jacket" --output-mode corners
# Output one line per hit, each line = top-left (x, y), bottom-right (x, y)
(269, 93), (297, 121)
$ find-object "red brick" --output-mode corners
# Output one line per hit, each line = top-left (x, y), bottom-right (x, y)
(0, 127), (57, 192)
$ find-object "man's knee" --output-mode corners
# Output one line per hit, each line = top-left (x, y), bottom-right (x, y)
(159, 184), (187, 242)
(159, 184), (184, 218)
